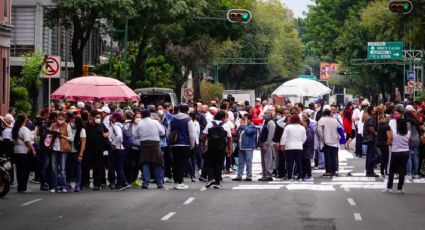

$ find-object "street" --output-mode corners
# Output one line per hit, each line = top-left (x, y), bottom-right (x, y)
(1, 149), (425, 230)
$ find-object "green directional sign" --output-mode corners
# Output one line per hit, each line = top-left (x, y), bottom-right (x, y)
(298, 75), (316, 80)
(367, 42), (403, 60)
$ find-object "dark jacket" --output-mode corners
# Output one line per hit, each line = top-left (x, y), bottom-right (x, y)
(302, 126), (315, 159)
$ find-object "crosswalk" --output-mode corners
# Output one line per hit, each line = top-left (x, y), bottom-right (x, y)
(230, 149), (425, 191)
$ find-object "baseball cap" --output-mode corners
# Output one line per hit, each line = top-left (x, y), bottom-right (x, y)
(97, 106), (111, 114)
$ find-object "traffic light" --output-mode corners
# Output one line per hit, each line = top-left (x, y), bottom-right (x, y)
(389, 0), (413, 14)
(82, 64), (89, 76)
(226, 9), (252, 24)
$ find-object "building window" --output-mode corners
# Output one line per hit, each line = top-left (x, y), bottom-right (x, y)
(2, 58), (5, 104)
(11, 7), (35, 57)
(4, 0), (7, 17)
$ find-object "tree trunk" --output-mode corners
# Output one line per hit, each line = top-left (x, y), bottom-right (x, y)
(131, 35), (148, 88)
(193, 71), (201, 102)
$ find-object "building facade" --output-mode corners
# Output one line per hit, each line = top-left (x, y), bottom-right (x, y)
(0, 0), (12, 115)
(10, 0), (102, 111)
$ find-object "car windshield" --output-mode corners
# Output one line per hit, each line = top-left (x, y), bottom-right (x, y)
(140, 95), (171, 106)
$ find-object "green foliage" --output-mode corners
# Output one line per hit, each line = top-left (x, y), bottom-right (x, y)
(200, 81), (224, 104)
(10, 80), (31, 114)
(137, 56), (174, 88)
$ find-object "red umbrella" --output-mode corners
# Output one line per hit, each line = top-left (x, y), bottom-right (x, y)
(51, 76), (140, 102)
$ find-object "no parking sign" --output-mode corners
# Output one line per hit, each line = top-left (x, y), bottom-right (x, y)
(40, 56), (61, 78)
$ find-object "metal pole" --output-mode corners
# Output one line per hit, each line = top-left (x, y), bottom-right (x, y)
(65, 30), (69, 81)
(48, 78), (51, 113)
(109, 20), (113, 74)
(123, 17), (129, 84)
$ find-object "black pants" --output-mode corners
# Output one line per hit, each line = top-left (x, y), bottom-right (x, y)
(206, 148), (225, 185)
(387, 151), (409, 190)
(377, 144), (389, 176)
(124, 148), (140, 183)
(103, 153), (116, 184)
(277, 149), (287, 177)
(355, 130), (363, 157)
(14, 153), (30, 192)
(301, 157), (312, 178)
(163, 146), (173, 179)
(419, 143), (425, 175)
(324, 145), (338, 174)
(172, 146), (190, 184)
(286, 150), (302, 180)
(82, 151), (104, 187)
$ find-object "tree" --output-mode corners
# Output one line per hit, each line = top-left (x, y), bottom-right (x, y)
(200, 81), (224, 104)
(44, 0), (132, 78)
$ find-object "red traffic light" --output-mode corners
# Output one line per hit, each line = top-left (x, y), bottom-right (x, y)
(389, 0), (413, 14)
(227, 9), (252, 24)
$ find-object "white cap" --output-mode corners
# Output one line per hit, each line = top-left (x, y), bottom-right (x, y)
(209, 107), (218, 111)
(239, 111), (248, 116)
(304, 109), (314, 115)
(361, 101), (370, 106)
(98, 106), (111, 114)
(405, 105), (415, 112)
(77, 102), (85, 109)
(255, 98), (261, 102)
(323, 105), (331, 111)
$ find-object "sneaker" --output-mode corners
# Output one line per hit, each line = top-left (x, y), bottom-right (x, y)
(119, 184), (131, 191)
(258, 177), (273, 182)
(19, 189), (32, 193)
(132, 179), (141, 187)
(164, 177), (171, 183)
(61, 188), (68, 193)
(30, 179), (40, 184)
(243, 178), (253, 182)
(412, 175), (420, 179)
(157, 185), (164, 189)
(213, 184), (223, 189)
(232, 177), (242, 181)
(382, 189), (392, 193)
(304, 177), (314, 182)
(50, 189), (56, 193)
(397, 190), (405, 194)
(109, 184), (116, 189)
(74, 185), (81, 192)
(199, 176), (208, 182)
(175, 184), (189, 190)
(205, 180), (216, 188)
(65, 184), (73, 191)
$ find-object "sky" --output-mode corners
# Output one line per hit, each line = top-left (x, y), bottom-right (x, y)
(280, 0), (313, 18)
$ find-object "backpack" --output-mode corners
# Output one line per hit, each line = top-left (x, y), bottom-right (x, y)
(208, 121), (227, 150)
(74, 128), (82, 152)
(121, 126), (135, 149)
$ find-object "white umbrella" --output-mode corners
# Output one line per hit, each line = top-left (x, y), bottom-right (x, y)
(272, 78), (331, 97)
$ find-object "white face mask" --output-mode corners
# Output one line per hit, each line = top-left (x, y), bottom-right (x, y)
(95, 118), (102, 124)
(158, 110), (164, 116)
(135, 118), (142, 124)
(189, 107), (195, 113)
(276, 115), (283, 120)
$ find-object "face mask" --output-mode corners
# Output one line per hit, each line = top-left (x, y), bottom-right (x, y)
(70, 122), (76, 129)
(158, 110), (164, 116)
(263, 115), (270, 121)
(393, 114), (401, 120)
(276, 115), (283, 120)
(189, 108), (195, 113)
(95, 118), (102, 124)
(135, 118), (142, 124)
(57, 120), (65, 125)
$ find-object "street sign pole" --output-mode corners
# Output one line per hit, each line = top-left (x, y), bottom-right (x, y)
(48, 78), (51, 113)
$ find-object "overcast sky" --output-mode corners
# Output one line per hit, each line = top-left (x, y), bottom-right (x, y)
(280, 0), (313, 18)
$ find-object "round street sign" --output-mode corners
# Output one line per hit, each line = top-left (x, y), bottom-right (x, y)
(184, 88), (194, 99)
(42, 56), (61, 78)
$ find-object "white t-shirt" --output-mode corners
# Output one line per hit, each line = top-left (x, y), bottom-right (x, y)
(191, 120), (201, 145)
(357, 110), (365, 135)
(203, 120), (232, 138)
(227, 111), (235, 122)
(52, 124), (73, 152)
(1, 127), (12, 140)
(14, 126), (32, 154)
(352, 108), (361, 126)
(70, 127), (87, 153)
(391, 131), (411, 152)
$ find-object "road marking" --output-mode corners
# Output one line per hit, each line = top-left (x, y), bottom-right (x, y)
(232, 185), (284, 190)
(333, 177), (376, 182)
(285, 184), (335, 191)
(200, 187), (207, 191)
(269, 181), (314, 184)
(161, 212), (176, 221)
(21, 199), (42, 206)
(184, 197), (195, 205)
(354, 213), (362, 221)
(347, 198), (356, 206)
(344, 188), (351, 192)
(340, 184), (386, 189)
(322, 182), (383, 185)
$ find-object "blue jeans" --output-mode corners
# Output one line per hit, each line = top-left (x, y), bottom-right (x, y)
(237, 149), (254, 179)
(66, 152), (81, 186)
(40, 148), (51, 187)
(407, 139), (420, 176)
(317, 150), (325, 168)
(362, 144), (368, 157)
(51, 151), (67, 189)
(112, 149), (128, 187)
(365, 141), (376, 175)
(141, 163), (164, 187)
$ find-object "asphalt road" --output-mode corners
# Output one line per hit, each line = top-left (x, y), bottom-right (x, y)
(1, 149), (425, 230)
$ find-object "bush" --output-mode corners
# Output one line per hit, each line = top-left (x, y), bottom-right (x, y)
(200, 81), (224, 104)
(10, 82), (32, 114)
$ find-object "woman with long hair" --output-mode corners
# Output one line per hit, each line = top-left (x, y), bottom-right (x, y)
(404, 108), (420, 179)
(343, 102), (354, 149)
(12, 114), (37, 193)
(66, 116), (86, 192)
(376, 115), (391, 177)
(384, 118), (411, 194)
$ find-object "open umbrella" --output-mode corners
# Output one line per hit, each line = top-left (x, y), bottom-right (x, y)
(51, 76), (139, 102)
(272, 78), (331, 97)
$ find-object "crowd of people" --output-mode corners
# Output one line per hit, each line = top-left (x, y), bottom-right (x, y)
(1, 96), (424, 194)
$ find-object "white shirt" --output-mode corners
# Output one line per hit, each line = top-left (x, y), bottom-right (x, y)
(352, 108), (361, 126)
(136, 117), (165, 142)
(52, 124), (73, 152)
(205, 112), (214, 122)
(111, 123), (125, 150)
(280, 124), (307, 150)
(357, 110), (365, 135)
(389, 119), (397, 133)
(391, 131), (411, 152)
(203, 120), (232, 138)
(227, 111), (235, 122)
(191, 120), (201, 145)
(14, 126), (32, 154)
(1, 127), (12, 140)
(70, 127), (87, 153)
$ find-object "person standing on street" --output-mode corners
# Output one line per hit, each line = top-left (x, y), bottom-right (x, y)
(12, 114), (37, 193)
(301, 117), (314, 180)
(363, 106), (379, 177)
(377, 115), (391, 177)
(405, 106), (420, 179)
(66, 116), (86, 192)
(137, 110), (166, 189)
(110, 112), (131, 191)
(280, 115), (307, 181)
(50, 112), (72, 193)
(258, 109), (276, 181)
(202, 111), (232, 189)
(233, 114), (256, 182)
(317, 107), (340, 176)
(384, 118), (411, 194)
(169, 104), (196, 190)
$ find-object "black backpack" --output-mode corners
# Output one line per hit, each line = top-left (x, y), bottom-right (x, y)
(74, 128), (82, 152)
(208, 121), (227, 150)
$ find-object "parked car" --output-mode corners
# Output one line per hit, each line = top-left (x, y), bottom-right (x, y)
(134, 88), (179, 107)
